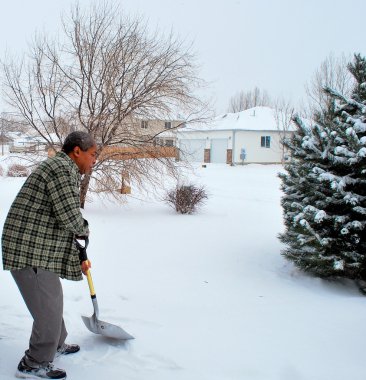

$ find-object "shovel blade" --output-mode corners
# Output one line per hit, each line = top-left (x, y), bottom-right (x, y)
(82, 314), (134, 340)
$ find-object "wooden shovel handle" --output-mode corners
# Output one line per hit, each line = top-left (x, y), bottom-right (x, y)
(85, 267), (96, 298)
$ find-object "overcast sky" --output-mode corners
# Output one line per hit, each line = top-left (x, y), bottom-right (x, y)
(0, 0), (365, 114)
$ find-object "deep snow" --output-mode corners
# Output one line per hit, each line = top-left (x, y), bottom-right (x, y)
(0, 163), (365, 380)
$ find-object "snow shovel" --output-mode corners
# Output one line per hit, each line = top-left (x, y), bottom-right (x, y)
(75, 237), (134, 340)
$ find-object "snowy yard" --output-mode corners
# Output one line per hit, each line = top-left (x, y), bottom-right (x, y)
(0, 163), (365, 380)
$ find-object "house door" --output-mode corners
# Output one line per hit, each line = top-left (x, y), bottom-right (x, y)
(210, 138), (228, 163)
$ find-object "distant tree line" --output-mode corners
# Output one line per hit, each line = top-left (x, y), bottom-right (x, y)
(227, 87), (272, 113)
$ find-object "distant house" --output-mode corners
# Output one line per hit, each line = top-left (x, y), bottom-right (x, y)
(0, 133), (13, 155)
(135, 118), (183, 147)
(8, 134), (47, 153)
(176, 106), (295, 164)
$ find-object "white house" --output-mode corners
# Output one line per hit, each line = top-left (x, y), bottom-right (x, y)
(176, 106), (295, 164)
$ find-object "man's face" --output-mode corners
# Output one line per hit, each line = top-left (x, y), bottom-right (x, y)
(73, 144), (97, 174)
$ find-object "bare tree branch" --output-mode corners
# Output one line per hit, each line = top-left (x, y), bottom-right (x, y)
(227, 87), (272, 113)
(1, 1), (210, 207)
(273, 97), (295, 163)
(304, 52), (354, 117)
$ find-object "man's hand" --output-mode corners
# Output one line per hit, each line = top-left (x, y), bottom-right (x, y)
(81, 260), (92, 275)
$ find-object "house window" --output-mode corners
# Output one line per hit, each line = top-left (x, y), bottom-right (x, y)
(261, 136), (271, 148)
(165, 139), (174, 147)
(165, 121), (172, 129)
(141, 120), (148, 129)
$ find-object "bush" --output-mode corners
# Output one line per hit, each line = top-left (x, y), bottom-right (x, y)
(0, 165), (3, 176)
(7, 164), (29, 177)
(165, 184), (208, 214)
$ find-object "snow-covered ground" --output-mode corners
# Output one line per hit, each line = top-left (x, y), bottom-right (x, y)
(0, 162), (365, 380)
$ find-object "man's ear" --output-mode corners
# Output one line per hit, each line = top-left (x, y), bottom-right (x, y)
(73, 146), (81, 157)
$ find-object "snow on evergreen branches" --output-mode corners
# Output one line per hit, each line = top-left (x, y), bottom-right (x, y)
(279, 54), (366, 287)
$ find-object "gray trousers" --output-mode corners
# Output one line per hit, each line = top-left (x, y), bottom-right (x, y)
(11, 267), (67, 365)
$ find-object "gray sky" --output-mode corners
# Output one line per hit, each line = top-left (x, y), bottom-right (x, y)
(0, 0), (365, 114)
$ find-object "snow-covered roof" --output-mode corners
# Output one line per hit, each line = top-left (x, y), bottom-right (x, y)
(183, 106), (296, 132)
(157, 130), (176, 138)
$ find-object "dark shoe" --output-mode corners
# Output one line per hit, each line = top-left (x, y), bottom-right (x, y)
(15, 358), (66, 379)
(56, 343), (80, 357)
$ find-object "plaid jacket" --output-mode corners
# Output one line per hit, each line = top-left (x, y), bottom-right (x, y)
(1, 152), (89, 281)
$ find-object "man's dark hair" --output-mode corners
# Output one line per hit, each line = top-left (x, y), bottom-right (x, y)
(62, 131), (95, 154)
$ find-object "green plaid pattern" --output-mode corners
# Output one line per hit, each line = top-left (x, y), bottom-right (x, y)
(1, 152), (89, 281)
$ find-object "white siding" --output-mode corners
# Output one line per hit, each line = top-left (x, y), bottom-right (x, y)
(233, 131), (290, 163)
(233, 131), (280, 163)
(177, 129), (292, 164)
(179, 139), (206, 162)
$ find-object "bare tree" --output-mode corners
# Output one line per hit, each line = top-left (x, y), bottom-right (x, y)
(304, 52), (354, 117)
(1, 2), (209, 207)
(227, 87), (272, 113)
(0, 117), (8, 155)
(0, 113), (30, 155)
(273, 97), (295, 163)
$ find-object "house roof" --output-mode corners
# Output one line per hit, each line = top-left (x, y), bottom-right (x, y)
(183, 106), (296, 132)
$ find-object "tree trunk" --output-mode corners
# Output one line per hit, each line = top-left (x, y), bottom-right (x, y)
(80, 174), (91, 209)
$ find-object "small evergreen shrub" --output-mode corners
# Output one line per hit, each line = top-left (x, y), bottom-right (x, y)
(165, 184), (208, 214)
(7, 164), (29, 177)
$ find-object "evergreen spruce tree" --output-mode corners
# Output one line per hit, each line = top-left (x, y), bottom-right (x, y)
(279, 54), (366, 287)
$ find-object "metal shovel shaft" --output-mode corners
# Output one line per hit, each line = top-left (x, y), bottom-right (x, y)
(86, 269), (99, 318)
